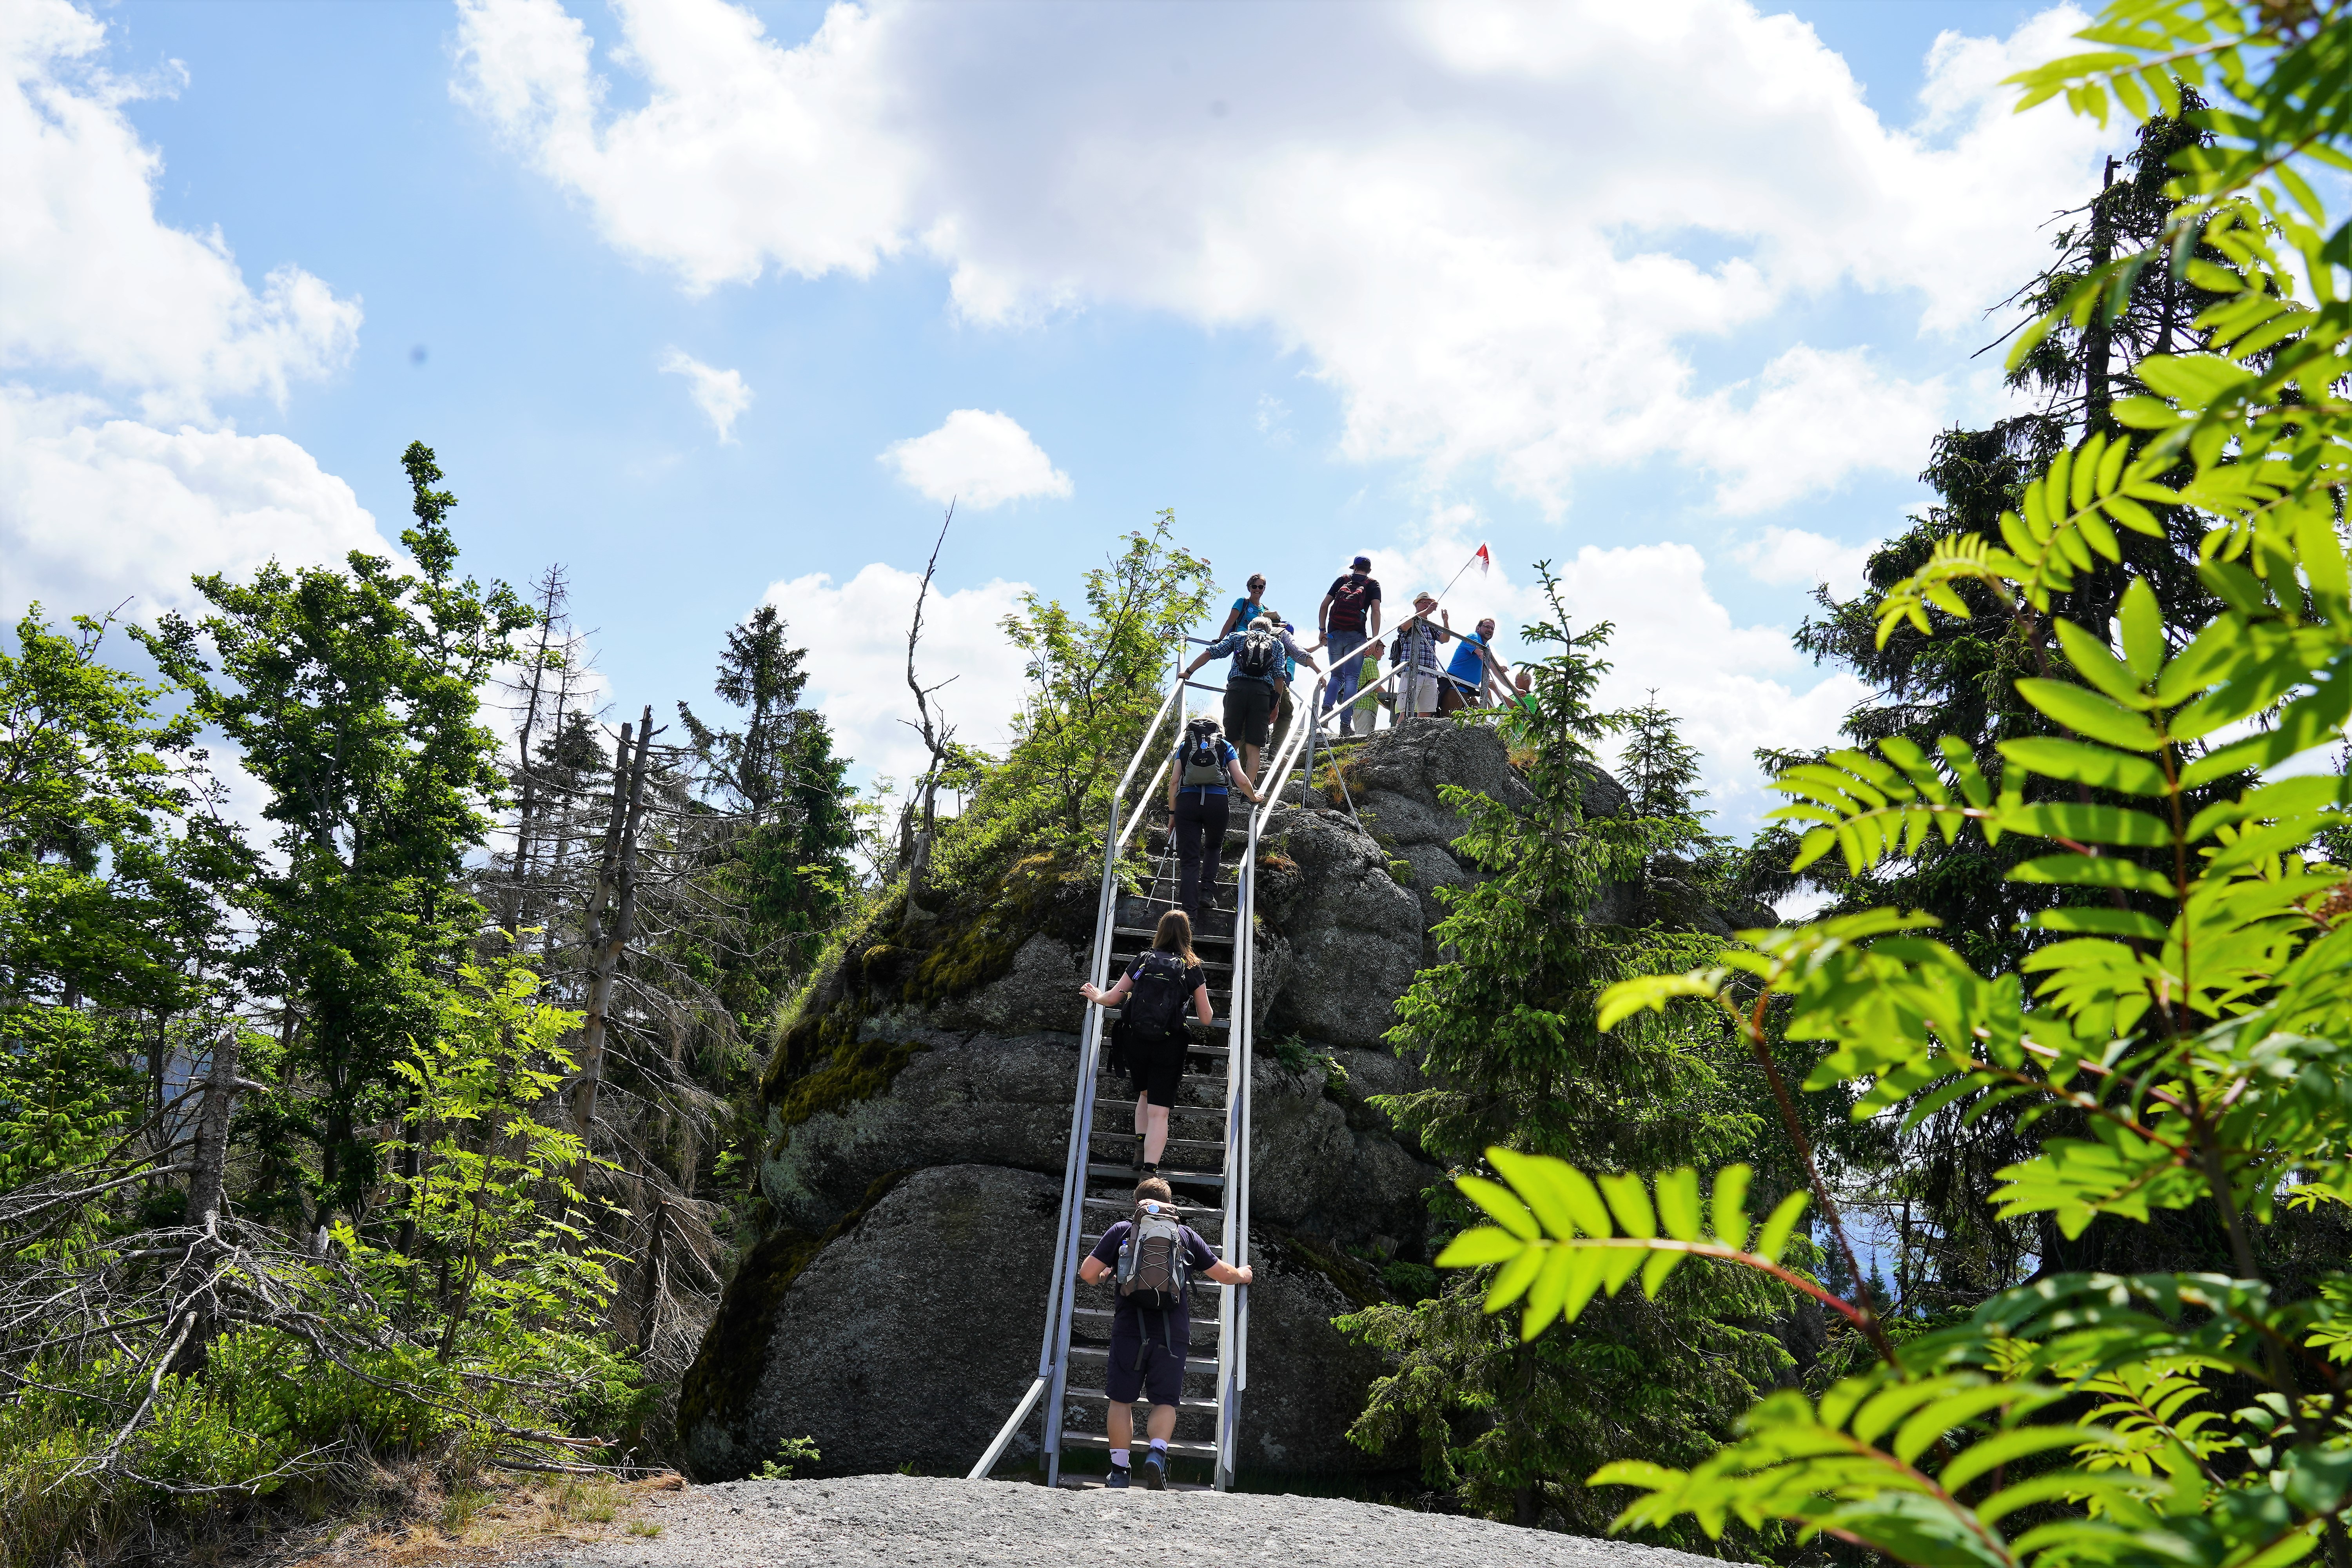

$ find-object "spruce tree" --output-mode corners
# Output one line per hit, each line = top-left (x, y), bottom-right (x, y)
(1342, 567), (1793, 1542)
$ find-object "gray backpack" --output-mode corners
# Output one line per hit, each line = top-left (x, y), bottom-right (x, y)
(1116, 1203), (1191, 1313)
(1180, 721), (1225, 789)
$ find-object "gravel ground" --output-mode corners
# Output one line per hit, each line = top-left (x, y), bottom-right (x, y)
(507, 1474), (1726, 1568)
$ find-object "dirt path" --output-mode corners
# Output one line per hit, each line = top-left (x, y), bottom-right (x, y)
(485, 1474), (1726, 1568)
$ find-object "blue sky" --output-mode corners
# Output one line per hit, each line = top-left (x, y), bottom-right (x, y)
(1, 0), (2123, 829)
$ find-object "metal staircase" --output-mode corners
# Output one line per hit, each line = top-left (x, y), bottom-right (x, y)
(971, 641), (1331, 1490)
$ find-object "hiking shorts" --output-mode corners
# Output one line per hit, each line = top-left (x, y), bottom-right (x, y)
(1106, 1321), (1188, 1406)
(1223, 678), (1273, 748)
(1128, 1031), (1189, 1108)
(1402, 671), (1441, 717)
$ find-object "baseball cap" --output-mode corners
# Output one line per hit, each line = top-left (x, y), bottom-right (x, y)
(1350, 554), (1372, 571)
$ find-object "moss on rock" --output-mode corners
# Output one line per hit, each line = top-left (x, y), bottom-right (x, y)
(771, 1038), (929, 1135)
(762, 850), (1093, 1110)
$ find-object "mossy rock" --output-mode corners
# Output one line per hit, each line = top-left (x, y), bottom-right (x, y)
(674, 1168), (909, 1449)
(762, 850), (1095, 1113)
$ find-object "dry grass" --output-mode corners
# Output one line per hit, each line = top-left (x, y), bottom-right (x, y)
(285, 1471), (687, 1568)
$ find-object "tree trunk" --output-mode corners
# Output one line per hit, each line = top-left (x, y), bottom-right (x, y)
(573, 706), (655, 1140)
(637, 1197), (667, 1357)
(168, 1027), (248, 1379)
(185, 1028), (241, 1232)
(2084, 155), (2119, 436)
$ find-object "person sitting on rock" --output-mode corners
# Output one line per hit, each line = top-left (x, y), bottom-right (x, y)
(1076, 1175), (1254, 1490)
(1078, 909), (1214, 1175)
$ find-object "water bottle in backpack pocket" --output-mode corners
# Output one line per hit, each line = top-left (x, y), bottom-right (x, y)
(1179, 719), (1225, 789)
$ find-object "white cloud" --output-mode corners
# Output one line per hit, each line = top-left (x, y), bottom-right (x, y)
(1737, 525), (1878, 598)
(659, 347), (753, 441)
(757, 560), (1032, 784)
(1, 0), (360, 419)
(1679, 345), (1947, 515)
(0, 387), (392, 621)
(879, 409), (1071, 510)
(0, 1), (381, 626)
(450, 0), (915, 294)
(453, 0), (2117, 514)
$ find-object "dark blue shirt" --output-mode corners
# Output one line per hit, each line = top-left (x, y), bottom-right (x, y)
(1088, 1216), (1221, 1336)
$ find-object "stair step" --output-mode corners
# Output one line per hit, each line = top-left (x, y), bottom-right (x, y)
(1063, 1388), (1222, 1412)
(1072, 1306), (1220, 1330)
(1066, 1348), (1221, 1377)
(1081, 1192), (1222, 1218)
(1114, 926), (1234, 944)
(1059, 1432), (1221, 1459)
(1087, 1132), (1225, 1152)
(1087, 1163), (1223, 1188)
(1094, 1073), (1230, 1096)
(1097, 1009), (1231, 1033)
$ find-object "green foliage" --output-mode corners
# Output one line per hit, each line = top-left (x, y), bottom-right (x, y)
(936, 513), (1210, 884)
(676, 605), (859, 1004)
(139, 444), (532, 1215)
(1444, 14), (2352, 1557)
(1340, 565), (1799, 1539)
(361, 958), (623, 1363)
(753, 1434), (821, 1479)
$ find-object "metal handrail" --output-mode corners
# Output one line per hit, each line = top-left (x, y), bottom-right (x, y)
(973, 656), (1187, 1485)
(1210, 668), (1329, 1487)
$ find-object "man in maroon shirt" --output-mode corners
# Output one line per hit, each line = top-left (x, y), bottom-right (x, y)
(1316, 554), (1382, 737)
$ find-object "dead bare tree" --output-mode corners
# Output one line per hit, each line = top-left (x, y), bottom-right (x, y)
(573, 706), (657, 1139)
(898, 502), (962, 909)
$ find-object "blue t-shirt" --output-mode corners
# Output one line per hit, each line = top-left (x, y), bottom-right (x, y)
(1447, 632), (1490, 688)
(1176, 737), (1239, 796)
(1229, 596), (1263, 630)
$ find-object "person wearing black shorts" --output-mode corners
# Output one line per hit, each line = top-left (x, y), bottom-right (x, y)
(1078, 909), (1216, 1171)
(1076, 1176), (1254, 1488)
(1181, 615), (1320, 781)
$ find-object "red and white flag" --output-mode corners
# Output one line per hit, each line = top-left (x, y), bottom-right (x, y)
(1474, 543), (1491, 575)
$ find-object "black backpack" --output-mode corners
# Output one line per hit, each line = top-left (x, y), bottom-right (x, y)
(1122, 951), (1192, 1045)
(1232, 626), (1281, 681)
(1179, 720), (1225, 789)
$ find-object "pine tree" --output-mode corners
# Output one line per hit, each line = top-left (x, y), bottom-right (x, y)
(1341, 567), (1795, 1543)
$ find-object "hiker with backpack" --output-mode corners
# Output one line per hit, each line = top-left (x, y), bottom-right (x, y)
(1180, 614), (1320, 782)
(1156, 716), (1258, 922)
(1075, 1175), (1254, 1489)
(1317, 554), (1382, 737)
(1214, 573), (1269, 640)
(1077, 909), (1215, 1175)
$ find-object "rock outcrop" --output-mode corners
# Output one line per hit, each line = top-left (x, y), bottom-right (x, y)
(683, 1163), (1400, 1481)
(678, 719), (1758, 1486)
